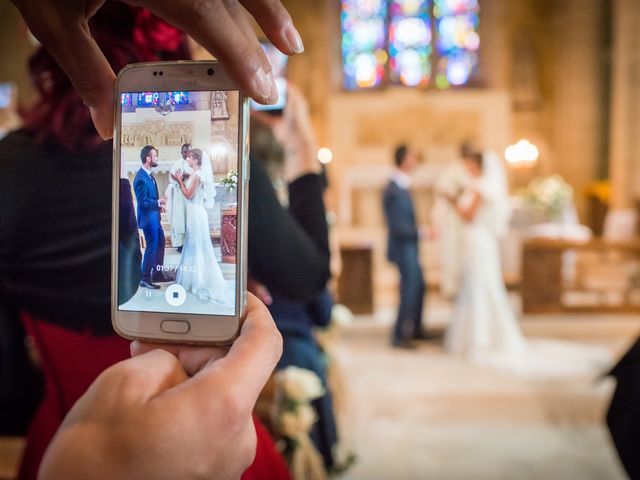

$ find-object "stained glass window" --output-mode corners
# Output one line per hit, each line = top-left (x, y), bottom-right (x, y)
(341, 0), (388, 90)
(341, 0), (479, 89)
(433, 0), (480, 89)
(169, 91), (190, 105)
(389, 0), (432, 87)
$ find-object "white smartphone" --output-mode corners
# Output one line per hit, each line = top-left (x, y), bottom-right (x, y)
(112, 61), (249, 345)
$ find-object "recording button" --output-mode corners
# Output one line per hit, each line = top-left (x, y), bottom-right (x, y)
(165, 284), (187, 307)
(161, 320), (190, 334)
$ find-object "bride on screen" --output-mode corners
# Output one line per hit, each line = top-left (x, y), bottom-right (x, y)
(443, 147), (610, 378)
(171, 148), (231, 305)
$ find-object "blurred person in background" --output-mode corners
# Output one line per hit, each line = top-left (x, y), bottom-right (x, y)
(383, 144), (428, 349)
(251, 82), (338, 469)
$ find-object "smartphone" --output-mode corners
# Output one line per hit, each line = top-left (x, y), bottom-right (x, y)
(112, 61), (249, 345)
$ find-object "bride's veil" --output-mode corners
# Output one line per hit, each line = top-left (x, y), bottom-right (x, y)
(482, 149), (511, 237)
(200, 150), (217, 209)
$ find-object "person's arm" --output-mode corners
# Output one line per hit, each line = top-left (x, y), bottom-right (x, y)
(133, 176), (160, 213)
(39, 294), (282, 480)
(383, 189), (418, 239)
(248, 159), (330, 302)
(12, 0), (303, 139)
(174, 173), (199, 200)
(449, 190), (481, 222)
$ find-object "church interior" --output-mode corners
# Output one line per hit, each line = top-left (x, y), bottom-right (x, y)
(1, 0), (639, 479)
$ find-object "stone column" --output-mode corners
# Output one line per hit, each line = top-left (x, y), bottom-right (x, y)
(604, 0), (640, 239)
(551, 0), (607, 221)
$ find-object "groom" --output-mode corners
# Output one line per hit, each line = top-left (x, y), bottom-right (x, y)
(383, 144), (428, 348)
(134, 145), (168, 289)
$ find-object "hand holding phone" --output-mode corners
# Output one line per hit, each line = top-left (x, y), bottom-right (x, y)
(112, 61), (249, 345)
(41, 294), (282, 480)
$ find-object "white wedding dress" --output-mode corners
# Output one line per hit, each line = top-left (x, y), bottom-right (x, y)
(445, 154), (611, 378)
(177, 170), (232, 305)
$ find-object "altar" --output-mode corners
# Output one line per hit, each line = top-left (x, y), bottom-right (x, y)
(522, 237), (640, 313)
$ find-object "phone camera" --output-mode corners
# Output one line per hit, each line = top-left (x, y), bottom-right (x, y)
(153, 71), (157, 76)
(207, 68), (214, 76)
(159, 71), (164, 76)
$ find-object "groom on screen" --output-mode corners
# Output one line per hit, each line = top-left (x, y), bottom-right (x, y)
(134, 145), (169, 289)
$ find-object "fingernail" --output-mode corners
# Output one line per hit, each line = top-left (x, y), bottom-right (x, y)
(89, 106), (112, 140)
(283, 21), (304, 54)
(254, 68), (278, 104)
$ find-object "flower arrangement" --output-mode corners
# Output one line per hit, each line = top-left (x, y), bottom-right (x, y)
(220, 170), (238, 191)
(520, 174), (573, 219)
(274, 367), (327, 480)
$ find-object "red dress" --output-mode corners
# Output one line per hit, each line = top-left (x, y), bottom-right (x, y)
(18, 314), (290, 480)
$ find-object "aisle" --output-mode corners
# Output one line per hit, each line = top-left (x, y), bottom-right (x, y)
(333, 312), (636, 480)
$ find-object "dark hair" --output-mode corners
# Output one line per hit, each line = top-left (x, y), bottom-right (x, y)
(181, 143), (192, 151)
(394, 144), (408, 167)
(22, 4), (190, 152)
(189, 148), (203, 166)
(459, 141), (475, 158)
(140, 145), (156, 164)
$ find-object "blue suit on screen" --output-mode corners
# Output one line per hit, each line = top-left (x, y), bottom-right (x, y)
(133, 167), (165, 283)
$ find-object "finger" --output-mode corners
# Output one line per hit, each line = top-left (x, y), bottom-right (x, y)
(238, 0), (304, 55)
(181, 294), (282, 407)
(131, 341), (228, 377)
(65, 349), (187, 424)
(16, 5), (115, 138)
(140, 0), (277, 104)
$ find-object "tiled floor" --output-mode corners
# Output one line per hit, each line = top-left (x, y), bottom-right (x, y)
(332, 309), (638, 480)
(2, 306), (637, 480)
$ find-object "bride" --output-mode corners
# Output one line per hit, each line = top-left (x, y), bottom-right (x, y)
(443, 148), (610, 378)
(171, 148), (231, 305)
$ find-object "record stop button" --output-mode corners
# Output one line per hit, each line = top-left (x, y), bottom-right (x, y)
(165, 284), (187, 307)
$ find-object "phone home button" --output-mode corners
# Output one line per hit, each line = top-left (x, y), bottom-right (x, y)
(161, 320), (190, 334)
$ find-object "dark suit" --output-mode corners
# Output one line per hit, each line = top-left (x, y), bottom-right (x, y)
(133, 168), (165, 283)
(383, 179), (425, 342)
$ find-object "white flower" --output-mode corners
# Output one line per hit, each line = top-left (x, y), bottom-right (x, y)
(331, 303), (354, 327)
(277, 366), (325, 402)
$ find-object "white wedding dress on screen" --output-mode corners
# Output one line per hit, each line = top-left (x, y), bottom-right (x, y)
(177, 156), (232, 306)
(445, 152), (611, 378)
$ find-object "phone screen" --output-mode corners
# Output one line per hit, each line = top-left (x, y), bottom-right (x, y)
(0, 83), (13, 109)
(117, 89), (241, 317)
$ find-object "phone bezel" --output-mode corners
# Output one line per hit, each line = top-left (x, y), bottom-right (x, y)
(111, 61), (249, 345)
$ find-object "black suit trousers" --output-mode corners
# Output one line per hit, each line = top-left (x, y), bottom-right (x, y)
(141, 224), (165, 282)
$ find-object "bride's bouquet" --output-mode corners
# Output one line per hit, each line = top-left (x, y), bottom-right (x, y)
(520, 175), (573, 219)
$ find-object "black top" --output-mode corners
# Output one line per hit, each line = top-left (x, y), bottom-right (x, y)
(0, 130), (330, 335)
